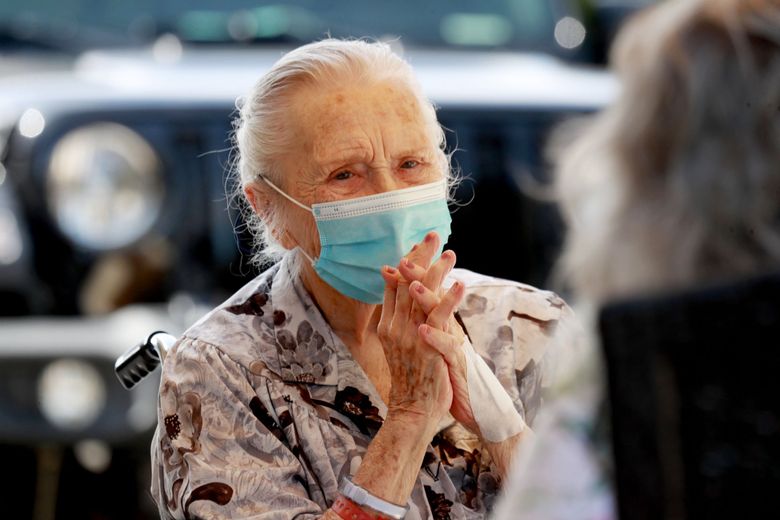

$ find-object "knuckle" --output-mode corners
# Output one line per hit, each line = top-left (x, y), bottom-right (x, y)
(377, 325), (388, 340)
(384, 323), (399, 340)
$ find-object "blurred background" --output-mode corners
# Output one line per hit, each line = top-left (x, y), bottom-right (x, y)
(0, 1), (652, 518)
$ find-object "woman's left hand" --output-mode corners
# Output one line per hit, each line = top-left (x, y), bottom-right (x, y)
(398, 255), (481, 436)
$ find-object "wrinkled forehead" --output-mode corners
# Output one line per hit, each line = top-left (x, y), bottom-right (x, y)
(288, 79), (441, 157)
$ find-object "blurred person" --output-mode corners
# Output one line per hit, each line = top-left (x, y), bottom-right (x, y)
(493, 0), (780, 518)
(150, 39), (577, 519)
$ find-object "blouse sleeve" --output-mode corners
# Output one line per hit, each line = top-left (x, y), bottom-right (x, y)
(508, 292), (585, 428)
(537, 301), (586, 393)
(150, 338), (324, 519)
(492, 305), (616, 520)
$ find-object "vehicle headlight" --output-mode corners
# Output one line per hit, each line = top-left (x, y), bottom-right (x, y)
(0, 163), (26, 265)
(38, 359), (107, 430)
(46, 123), (164, 250)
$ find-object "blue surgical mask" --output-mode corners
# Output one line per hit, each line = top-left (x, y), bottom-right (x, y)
(260, 178), (452, 303)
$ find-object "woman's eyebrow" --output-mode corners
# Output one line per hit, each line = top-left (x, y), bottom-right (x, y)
(395, 147), (434, 159)
(317, 146), (371, 170)
(315, 143), (434, 170)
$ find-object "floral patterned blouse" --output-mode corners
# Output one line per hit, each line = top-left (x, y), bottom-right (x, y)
(150, 253), (577, 519)
(491, 304), (615, 520)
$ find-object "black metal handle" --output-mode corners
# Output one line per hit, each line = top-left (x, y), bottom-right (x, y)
(114, 331), (175, 390)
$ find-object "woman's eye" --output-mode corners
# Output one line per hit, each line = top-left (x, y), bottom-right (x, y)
(400, 160), (419, 169)
(333, 170), (353, 181)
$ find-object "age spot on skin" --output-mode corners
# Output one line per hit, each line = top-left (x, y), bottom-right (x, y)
(395, 103), (416, 124)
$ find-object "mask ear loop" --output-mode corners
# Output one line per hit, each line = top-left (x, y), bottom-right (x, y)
(258, 176), (317, 265)
(259, 176), (313, 213)
(293, 240), (316, 265)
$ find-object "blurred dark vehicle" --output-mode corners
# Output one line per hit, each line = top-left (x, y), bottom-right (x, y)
(0, 0), (635, 518)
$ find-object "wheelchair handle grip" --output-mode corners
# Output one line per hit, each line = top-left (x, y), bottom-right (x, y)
(114, 331), (177, 390)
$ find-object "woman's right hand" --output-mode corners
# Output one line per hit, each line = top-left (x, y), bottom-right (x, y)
(377, 231), (453, 428)
(348, 232), (456, 508)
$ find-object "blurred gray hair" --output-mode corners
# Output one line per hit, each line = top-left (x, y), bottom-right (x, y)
(553, 0), (780, 303)
(230, 38), (454, 269)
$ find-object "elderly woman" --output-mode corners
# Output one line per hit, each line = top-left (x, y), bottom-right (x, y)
(151, 39), (575, 519)
(493, 0), (780, 518)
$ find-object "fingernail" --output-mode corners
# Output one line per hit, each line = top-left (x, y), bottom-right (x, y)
(414, 283), (425, 294)
(453, 281), (462, 291)
(424, 232), (435, 243)
(384, 266), (397, 274)
(404, 259), (414, 268)
(411, 244), (418, 252)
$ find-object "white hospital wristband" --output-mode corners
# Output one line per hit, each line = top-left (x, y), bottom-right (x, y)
(339, 476), (409, 519)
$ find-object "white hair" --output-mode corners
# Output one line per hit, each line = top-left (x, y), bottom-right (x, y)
(230, 38), (454, 269)
(553, 0), (780, 303)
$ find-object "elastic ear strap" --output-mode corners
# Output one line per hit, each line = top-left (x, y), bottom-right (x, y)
(257, 177), (317, 264)
(259, 176), (312, 213)
(297, 246), (315, 265)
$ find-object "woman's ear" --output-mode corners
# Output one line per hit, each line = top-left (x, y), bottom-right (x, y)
(244, 182), (295, 249)
(244, 183), (269, 218)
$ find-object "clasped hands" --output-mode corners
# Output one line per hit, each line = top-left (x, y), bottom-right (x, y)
(377, 231), (480, 435)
